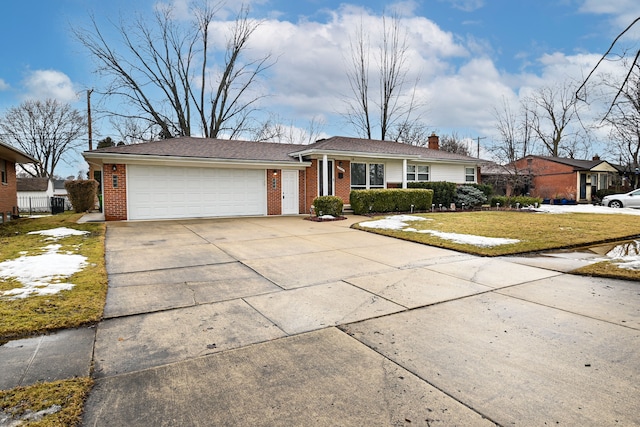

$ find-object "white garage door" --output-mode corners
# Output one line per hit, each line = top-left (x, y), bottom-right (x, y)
(127, 165), (267, 220)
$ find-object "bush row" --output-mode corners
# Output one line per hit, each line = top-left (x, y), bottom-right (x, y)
(407, 181), (456, 206)
(349, 189), (433, 215)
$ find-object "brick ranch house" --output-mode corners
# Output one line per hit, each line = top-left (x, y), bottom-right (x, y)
(512, 155), (619, 203)
(83, 135), (481, 221)
(0, 141), (38, 223)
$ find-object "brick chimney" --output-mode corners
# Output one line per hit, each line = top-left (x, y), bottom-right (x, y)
(592, 155), (600, 161)
(428, 133), (439, 150)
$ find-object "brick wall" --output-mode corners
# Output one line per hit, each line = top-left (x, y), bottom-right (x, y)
(335, 161), (351, 204)
(0, 160), (17, 221)
(298, 170), (306, 214)
(513, 157), (577, 199)
(305, 159), (319, 212)
(267, 170), (281, 215)
(103, 164), (128, 221)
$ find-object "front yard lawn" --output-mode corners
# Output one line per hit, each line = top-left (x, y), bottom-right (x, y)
(0, 213), (106, 426)
(0, 213), (107, 341)
(354, 211), (640, 280)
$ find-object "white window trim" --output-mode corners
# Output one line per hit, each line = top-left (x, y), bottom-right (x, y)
(351, 161), (386, 190)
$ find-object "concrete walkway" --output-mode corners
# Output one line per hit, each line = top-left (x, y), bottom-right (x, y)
(2, 215), (638, 425)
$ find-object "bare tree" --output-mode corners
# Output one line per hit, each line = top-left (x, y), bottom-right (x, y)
(73, 3), (273, 140)
(577, 17), (640, 119)
(250, 114), (326, 144)
(439, 132), (471, 156)
(601, 61), (640, 187)
(0, 99), (86, 178)
(491, 98), (533, 164)
(343, 14), (423, 141)
(525, 82), (585, 157)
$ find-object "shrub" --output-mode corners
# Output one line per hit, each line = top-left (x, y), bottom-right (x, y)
(455, 185), (487, 208)
(407, 181), (456, 206)
(312, 196), (343, 216)
(490, 195), (542, 208)
(594, 188), (616, 203)
(468, 183), (493, 200)
(65, 180), (99, 213)
(349, 189), (433, 214)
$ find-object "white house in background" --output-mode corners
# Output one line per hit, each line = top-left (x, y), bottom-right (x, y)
(17, 177), (54, 212)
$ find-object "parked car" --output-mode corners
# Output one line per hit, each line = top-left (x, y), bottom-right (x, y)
(602, 189), (640, 208)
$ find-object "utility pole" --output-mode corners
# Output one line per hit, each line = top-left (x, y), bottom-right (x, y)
(476, 136), (486, 158)
(87, 89), (94, 179)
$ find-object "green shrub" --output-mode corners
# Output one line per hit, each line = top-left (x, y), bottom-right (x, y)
(64, 180), (99, 213)
(455, 186), (487, 208)
(312, 196), (344, 216)
(407, 181), (456, 206)
(490, 195), (542, 208)
(594, 188), (616, 202)
(468, 183), (493, 199)
(349, 189), (433, 214)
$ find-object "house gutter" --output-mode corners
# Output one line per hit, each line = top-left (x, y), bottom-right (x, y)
(82, 152), (311, 170)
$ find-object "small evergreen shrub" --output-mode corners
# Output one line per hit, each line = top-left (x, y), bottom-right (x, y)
(455, 185), (487, 208)
(65, 180), (99, 213)
(468, 183), (493, 200)
(312, 196), (344, 216)
(349, 189), (433, 214)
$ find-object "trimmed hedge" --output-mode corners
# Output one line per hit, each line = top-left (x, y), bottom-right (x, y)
(489, 195), (542, 208)
(312, 196), (344, 216)
(455, 185), (487, 208)
(350, 189), (433, 214)
(407, 181), (456, 207)
(65, 180), (99, 213)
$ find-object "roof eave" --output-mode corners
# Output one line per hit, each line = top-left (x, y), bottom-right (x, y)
(289, 148), (479, 163)
(82, 152), (310, 170)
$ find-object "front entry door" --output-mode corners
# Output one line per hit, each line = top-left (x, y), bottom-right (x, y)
(282, 170), (299, 214)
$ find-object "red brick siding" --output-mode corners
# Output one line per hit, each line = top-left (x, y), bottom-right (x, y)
(305, 159), (319, 212)
(513, 158), (577, 199)
(335, 161), (351, 204)
(103, 164), (128, 221)
(298, 170), (306, 214)
(267, 170), (281, 215)
(0, 160), (17, 221)
(304, 159), (352, 211)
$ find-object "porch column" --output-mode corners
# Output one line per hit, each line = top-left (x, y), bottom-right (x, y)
(322, 154), (329, 196)
(402, 159), (407, 189)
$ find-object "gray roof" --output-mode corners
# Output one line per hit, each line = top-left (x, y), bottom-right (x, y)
(293, 136), (480, 161)
(525, 155), (611, 171)
(88, 137), (303, 163)
(17, 177), (50, 192)
(85, 136), (480, 163)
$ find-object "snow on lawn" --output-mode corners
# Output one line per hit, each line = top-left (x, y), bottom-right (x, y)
(0, 228), (89, 299)
(531, 204), (640, 215)
(360, 215), (519, 247)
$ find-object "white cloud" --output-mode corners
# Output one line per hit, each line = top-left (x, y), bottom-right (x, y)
(579, 0), (640, 39)
(22, 70), (79, 103)
(439, 0), (485, 12)
(0, 78), (9, 91)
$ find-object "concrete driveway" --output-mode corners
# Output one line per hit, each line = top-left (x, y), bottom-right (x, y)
(83, 216), (640, 426)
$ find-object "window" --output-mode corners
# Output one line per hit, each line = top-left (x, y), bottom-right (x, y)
(465, 167), (475, 182)
(1, 159), (6, 184)
(351, 163), (366, 189)
(406, 164), (429, 182)
(350, 162), (385, 190)
(369, 163), (384, 188)
(112, 175), (118, 188)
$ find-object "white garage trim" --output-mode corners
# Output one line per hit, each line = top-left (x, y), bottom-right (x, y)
(127, 165), (267, 220)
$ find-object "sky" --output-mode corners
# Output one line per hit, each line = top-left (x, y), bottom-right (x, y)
(1, 0), (639, 178)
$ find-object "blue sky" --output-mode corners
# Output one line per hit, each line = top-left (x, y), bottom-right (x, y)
(1, 0), (639, 177)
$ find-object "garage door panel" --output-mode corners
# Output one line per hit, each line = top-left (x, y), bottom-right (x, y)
(128, 165), (266, 220)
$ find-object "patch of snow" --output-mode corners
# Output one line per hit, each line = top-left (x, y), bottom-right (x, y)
(1, 229), (89, 299)
(28, 227), (89, 239)
(318, 215), (336, 220)
(360, 215), (430, 230)
(414, 230), (520, 247)
(530, 204), (640, 215)
(359, 215), (518, 247)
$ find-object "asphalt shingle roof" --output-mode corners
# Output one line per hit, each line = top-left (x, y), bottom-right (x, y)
(17, 177), (50, 192)
(88, 136), (479, 163)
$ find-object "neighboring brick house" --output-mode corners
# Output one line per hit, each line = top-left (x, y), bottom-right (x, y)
(512, 155), (619, 203)
(83, 135), (481, 221)
(0, 141), (38, 222)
